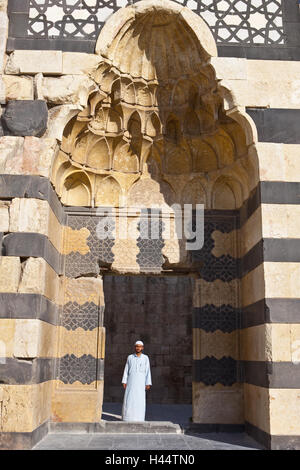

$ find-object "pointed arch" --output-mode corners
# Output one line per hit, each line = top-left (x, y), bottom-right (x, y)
(95, 176), (122, 207)
(61, 171), (92, 207)
(87, 138), (111, 170)
(212, 175), (244, 209)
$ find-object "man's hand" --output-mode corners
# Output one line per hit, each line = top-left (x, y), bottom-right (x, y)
(122, 383), (127, 390)
(146, 385), (151, 391)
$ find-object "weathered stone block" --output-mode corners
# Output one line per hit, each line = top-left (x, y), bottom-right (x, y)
(2, 75), (34, 101)
(0, 256), (21, 292)
(62, 52), (101, 75)
(0, 319), (13, 357)
(2, 100), (48, 137)
(22, 136), (56, 176)
(45, 104), (80, 141)
(58, 328), (99, 358)
(0, 10), (8, 74)
(42, 75), (96, 107)
(0, 136), (24, 171)
(2, 136), (58, 177)
(19, 258), (58, 301)
(0, 76), (5, 104)
(269, 389), (300, 436)
(211, 57), (247, 80)
(257, 143), (300, 183)
(0, 202), (9, 232)
(193, 382), (244, 424)
(6, 50), (62, 75)
(52, 386), (103, 423)
(9, 198), (49, 235)
(247, 60), (300, 83)
(264, 262), (300, 299)
(0, 382), (52, 433)
(13, 320), (40, 358)
(244, 383), (270, 434)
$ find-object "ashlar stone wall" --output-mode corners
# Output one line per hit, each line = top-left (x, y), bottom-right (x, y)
(0, 0), (299, 451)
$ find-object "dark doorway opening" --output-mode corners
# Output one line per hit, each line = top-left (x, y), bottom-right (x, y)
(103, 274), (193, 411)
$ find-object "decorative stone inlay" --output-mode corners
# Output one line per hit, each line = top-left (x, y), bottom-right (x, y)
(27, 0), (284, 45)
(58, 354), (103, 384)
(61, 301), (101, 330)
(63, 212), (240, 274)
(62, 226), (90, 255)
(192, 217), (239, 281)
(193, 356), (238, 386)
(195, 0), (284, 45)
(136, 216), (165, 271)
(64, 215), (115, 277)
(193, 304), (239, 333)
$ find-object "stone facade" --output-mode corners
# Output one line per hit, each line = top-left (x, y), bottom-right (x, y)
(0, 0), (300, 451)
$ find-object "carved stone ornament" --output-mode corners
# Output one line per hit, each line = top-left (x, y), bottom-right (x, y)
(52, 1), (256, 210)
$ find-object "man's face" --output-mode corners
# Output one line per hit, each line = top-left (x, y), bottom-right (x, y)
(135, 344), (144, 354)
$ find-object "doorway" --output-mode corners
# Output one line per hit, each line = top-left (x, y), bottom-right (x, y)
(102, 273), (193, 423)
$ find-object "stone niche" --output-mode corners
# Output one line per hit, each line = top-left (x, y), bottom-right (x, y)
(50, 0), (258, 430)
(51, 2), (257, 213)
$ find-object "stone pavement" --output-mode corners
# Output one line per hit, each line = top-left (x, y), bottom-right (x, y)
(33, 431), (263, 450)
(33, 433), (262, 450)
(33, 403), (264, 450)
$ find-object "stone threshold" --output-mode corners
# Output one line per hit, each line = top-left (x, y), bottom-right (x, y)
(49, 421), (182, 434)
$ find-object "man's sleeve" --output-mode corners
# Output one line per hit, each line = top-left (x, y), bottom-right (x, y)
(145, 356), (152, 386)
(121, 356), (129, 384)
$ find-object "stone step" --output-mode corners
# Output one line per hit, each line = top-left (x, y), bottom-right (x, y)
(49, 421), (183, 435)
(102, 421), (182, 434)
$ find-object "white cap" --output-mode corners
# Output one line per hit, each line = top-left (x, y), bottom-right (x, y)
(135, 340), (144, 346)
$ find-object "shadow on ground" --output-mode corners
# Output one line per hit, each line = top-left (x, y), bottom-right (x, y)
(102, 402), (193, 425)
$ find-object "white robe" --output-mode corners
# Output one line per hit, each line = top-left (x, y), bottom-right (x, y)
(121, 353), (152, 422)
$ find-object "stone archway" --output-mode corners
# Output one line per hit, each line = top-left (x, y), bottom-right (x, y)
(50, 0), (260, 429)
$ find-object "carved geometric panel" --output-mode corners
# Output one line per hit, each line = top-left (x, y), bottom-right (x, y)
(193, 356), (238, 386)
(64, 215), (115, 277)
(187, 0), (284, 44)
(193, 304), (240, 333)
(28, 0), (126, 39)
(58, 354), (104, 384)
(27, 0), (284, 44)
(191, 216), (240, 281)
(136, 216), (165, 272)
(62, 301), (103, 331)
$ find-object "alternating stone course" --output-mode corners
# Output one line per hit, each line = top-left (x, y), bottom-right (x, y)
(0, 0), (300, 453)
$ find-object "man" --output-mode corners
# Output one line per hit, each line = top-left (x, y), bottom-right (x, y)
(121, 340), (152, 422)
